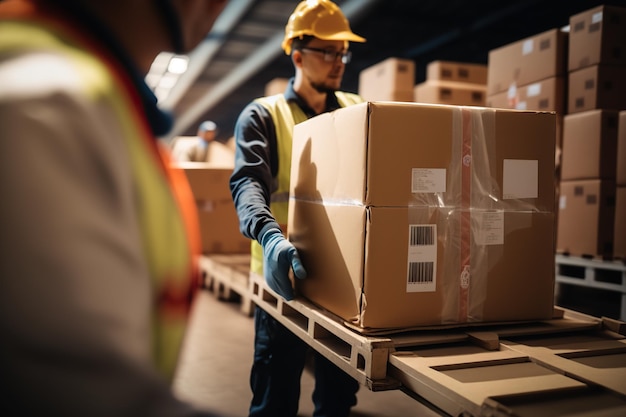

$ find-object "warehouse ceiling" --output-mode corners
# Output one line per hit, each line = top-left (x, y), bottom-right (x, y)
(152, 0), (622, 142)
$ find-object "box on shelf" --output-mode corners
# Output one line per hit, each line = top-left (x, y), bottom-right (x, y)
(265, 77), (289, 96)
(414, 80), (486, 106)
(568, 4), (626, 71)
(560, 109), (620, 181)
(174, 148), (249, 254)
(426, 60), (488, 85)
(568, 64), (626, 114)
(358, 57), (415, 102)
(486, 76), (565, 114)
(288, 101), (556, 331)
(557, 179), (616, 259)
(614, 186), (626, 260)
(617, 111), (626, 186)
(487, 28), (568, 95)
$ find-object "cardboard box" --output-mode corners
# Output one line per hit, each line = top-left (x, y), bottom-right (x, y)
(487, 28), (568, 95)
(568, 64), (626, 114)
(617, 111), (626, 185)
(174, 147), (250, 254)
(289, 102), (556, 330)
(557, 179), (616, 259)
(426, 60), (488, 85)
(561, 110), (620, 180)
(568, 5), (626, 71)
(358, 57), (415, 102)
(414, 80), (486, 106)
(486, 77), (566, 115)
(614, 186), (626, 259)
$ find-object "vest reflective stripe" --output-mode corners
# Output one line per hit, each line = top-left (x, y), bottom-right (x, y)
(250, 91), (363, 275)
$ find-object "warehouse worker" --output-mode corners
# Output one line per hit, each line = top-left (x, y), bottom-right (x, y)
(229, 1), (366, 416)
(181, 120), (219, 162)
(0, 0), (228, 416)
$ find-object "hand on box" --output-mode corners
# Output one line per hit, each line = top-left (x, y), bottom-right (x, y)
(261, 228), (307, 300)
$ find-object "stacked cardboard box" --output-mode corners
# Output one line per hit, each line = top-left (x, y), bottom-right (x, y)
(172, 142), (250, 254)
(264, 77), (289, 96)
(557, 5), (626, 260)
(358, 57), (415, 102)
(414, 60), (487, 107)
(288, 101), (556, 331)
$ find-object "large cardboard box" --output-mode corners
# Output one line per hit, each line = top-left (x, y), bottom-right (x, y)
(358, 57), (415, 102)
(414, 80), (486, 106)
(614, 186), (626, 259)
(487, 28), (568, 95)
(426, 60), (488, 85)
(486, 76), (566, 114)
(289, 102), (556, 330)
(557, 179), (616, 259)
(618, 111), (626, 185)
(174, 145), (250, 254)
(568, 5), (626, 71)
(568, 64), (626, 114)
(560, 110), (620, 181)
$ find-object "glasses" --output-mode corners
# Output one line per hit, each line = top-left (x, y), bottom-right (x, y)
(300, 47), (352, 64)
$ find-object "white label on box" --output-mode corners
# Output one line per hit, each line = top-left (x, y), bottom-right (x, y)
(475, 211), (504, 245)
(527, 82), (541, 97)
(559, 195), (567, 209)
(515, 101), (527, 110)
(412, 168), (446, 193)
(592, 11), (603, 24)
(406, 224), (437, 293)
(503, 159), (538, 199)
(522, 39), (534, 55)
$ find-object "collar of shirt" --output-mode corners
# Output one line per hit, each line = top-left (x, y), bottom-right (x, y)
(284, 77), (341, 118)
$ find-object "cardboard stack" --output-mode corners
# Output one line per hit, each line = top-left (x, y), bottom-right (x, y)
(414, 60), (487, 106)
(288, 101), (556, 331)
(264, 77), (289, 96)
(557, 5), (626, 260)
(358, 57), (415, 102)
(171, 141), (250, 254)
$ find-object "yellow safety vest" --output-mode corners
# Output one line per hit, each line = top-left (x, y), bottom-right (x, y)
(250, 92), (363, 275)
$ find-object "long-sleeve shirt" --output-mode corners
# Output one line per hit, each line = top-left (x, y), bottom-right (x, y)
(229, 78), (343, 243)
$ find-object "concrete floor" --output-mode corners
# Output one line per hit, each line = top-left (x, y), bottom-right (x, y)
(173, 290), (441, 417)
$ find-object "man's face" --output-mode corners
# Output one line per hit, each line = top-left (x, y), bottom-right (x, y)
(299, 39), (348, 93)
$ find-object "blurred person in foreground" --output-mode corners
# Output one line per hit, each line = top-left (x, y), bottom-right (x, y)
(229, 1), (366, 416)
(0, 0), (228, 416)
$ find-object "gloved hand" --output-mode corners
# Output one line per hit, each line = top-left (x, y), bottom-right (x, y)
(260, 228), (307, 300)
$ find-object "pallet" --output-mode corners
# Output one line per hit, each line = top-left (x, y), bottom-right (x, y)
(556, 254), (626, 321)
(199, 254), (253, 316)
(249, 272), (626, 416)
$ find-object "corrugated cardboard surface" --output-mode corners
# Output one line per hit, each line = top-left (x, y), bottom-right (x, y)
(426, 60), (488, 85)
(487, 28), (568, 95)
(486, 76), (565, 114)
(557, 179), (616, 258)
(289, 102), (556, 330)
(568, 5), (626, 71)
(568, 64), (626, 114)
(358, 57), (415, 102)
(415, 80), (486, 107)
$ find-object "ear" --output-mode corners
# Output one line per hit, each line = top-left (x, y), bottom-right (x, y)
(292, 50), (304, 68)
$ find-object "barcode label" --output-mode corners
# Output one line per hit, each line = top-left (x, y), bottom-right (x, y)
(407, 224), (437, 293)
(408, 262), (434, 283)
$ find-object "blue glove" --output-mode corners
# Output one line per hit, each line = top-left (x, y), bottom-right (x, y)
(260, 228), (307, 300)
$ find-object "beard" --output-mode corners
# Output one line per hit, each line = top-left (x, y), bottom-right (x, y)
(310, 78), (341, 94)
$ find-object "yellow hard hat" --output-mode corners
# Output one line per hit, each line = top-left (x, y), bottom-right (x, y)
(282, 0), (366, 55)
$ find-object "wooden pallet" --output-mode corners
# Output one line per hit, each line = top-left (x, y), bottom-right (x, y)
(199, 254), (253, 316)
(249, 272), (626, 416)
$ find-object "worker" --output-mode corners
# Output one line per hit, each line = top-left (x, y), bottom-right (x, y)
(0, 0), (228, 416)
(181, 120), (219, 162)
(229, 1), (366, 416)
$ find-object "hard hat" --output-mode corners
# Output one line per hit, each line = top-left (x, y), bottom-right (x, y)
(281, 0), (366, 55)
(198, 121), (217, 132)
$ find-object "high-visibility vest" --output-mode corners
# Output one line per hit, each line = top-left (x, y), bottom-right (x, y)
(250, 92), (363, 275)
(0, 16), (200, 380)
